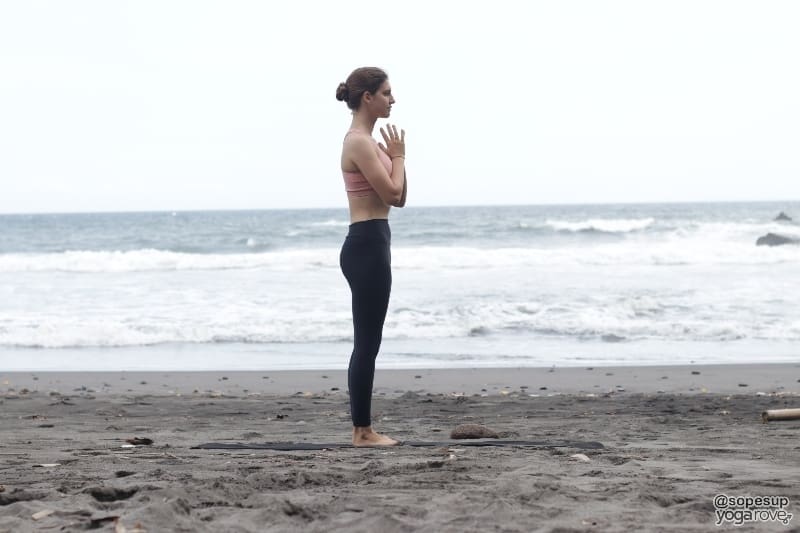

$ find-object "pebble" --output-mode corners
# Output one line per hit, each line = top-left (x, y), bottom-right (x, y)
(32, 510), (55, 521)
(450, 424), (499, 439)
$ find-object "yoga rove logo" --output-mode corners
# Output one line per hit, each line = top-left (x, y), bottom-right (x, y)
(713, 494), (793, 526)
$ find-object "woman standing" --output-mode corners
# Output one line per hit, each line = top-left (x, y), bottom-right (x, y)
(336, 67), (407, 447)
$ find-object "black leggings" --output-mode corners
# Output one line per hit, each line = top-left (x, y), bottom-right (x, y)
(339, 219), (392, 427)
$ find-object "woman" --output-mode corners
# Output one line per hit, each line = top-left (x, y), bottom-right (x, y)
(336, 67), (407, 447)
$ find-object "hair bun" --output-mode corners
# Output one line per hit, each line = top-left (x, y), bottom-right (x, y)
(336, 82), (349, 102)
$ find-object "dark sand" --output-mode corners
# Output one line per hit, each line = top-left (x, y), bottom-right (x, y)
(1, 364), (799, 532)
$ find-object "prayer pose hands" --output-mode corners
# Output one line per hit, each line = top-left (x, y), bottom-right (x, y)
(378, 124), (405, 159)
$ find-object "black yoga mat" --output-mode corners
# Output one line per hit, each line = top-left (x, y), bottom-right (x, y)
(192, 439), (604, 450)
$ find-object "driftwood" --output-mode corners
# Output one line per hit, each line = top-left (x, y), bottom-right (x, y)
(761, 408), (800, 423)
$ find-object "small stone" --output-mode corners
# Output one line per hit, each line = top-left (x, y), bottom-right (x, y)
(691, 371), (700, 375)
(570, 453), (591, 463)
(738, 383), (748, 387)
(450, 424), (499, 439)
(32, 509), (55, 520)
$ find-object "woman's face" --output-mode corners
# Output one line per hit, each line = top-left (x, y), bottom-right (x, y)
(364, 80), (395, 119)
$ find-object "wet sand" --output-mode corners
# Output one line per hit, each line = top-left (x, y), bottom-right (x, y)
(1, 364), (799, 532)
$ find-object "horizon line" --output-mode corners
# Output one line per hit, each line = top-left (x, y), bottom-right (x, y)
(1, 198), (799, 217)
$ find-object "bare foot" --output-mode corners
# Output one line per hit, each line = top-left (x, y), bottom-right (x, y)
(352, 426), (400, 447)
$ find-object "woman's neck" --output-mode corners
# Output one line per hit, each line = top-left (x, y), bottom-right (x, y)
(350, 112), (377, 135)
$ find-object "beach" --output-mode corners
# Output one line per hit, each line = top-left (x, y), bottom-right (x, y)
(1, 363), (799, 532)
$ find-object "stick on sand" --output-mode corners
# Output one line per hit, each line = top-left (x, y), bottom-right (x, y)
(761, 408), (800, 423)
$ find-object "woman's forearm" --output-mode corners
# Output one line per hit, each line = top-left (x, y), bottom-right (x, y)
(389, 157), (405, 204)
(395, 170), (407, 207)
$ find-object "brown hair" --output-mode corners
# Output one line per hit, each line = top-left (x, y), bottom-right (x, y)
(335, 67), (388, 111)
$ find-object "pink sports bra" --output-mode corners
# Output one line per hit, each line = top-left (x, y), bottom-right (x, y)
(342, 129), (393, 197)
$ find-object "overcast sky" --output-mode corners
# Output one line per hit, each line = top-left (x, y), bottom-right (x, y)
(0, 1), (798, 214)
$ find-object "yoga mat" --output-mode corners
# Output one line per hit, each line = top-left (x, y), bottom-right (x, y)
(193, 439), (605, 450)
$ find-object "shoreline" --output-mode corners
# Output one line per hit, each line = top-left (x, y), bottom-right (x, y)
(3, 362), (799, 398)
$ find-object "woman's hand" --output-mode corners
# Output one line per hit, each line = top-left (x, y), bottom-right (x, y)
(378, 124), (405, 159)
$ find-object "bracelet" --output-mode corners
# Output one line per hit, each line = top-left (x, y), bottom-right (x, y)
(391, 155), (405, 159)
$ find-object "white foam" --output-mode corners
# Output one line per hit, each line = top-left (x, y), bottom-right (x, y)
(0, 249), (342, 273)
(1, 232), (799, 274)
(3, 279), (797, 349)
(308, 219), (350, 227)
(545, 217), (655, 233)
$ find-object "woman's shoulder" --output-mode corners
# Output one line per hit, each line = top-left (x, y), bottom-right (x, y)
(344, 128), (376, 140)
(343, 130), (376, 151)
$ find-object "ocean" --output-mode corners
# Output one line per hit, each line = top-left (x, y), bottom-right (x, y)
(1, 202), (799, 371)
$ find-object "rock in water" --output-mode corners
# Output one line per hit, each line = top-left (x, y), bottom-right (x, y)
(125, 437), (153, 445)
(756, 233), (800, 246)
(450, 424), (499, 439)
(775, 212), (793, 222)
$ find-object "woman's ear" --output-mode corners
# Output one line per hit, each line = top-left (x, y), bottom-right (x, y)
(363, 91), (372, 104)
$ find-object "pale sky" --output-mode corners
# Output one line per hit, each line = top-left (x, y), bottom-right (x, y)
(1, 1), (798, 214)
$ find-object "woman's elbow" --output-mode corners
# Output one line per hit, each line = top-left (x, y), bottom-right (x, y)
(380, 189), (403, 207)
(385, 197), (403, 207)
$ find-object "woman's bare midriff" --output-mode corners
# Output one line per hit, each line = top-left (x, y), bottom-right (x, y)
(347, 192), (390, 223)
